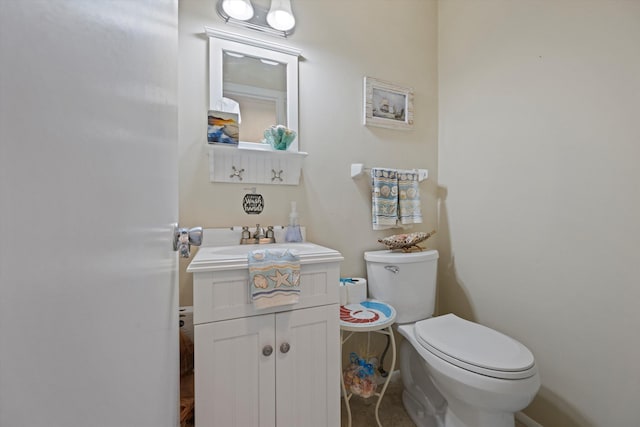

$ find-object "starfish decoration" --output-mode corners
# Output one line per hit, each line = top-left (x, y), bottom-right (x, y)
(269, 269), (291, 288)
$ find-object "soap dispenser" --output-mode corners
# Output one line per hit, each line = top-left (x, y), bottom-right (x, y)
(284, 201), (303, 243)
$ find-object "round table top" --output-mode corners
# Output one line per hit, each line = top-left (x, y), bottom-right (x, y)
(339, 299), (396, 332)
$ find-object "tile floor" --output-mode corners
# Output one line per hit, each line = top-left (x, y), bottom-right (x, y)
(341, 375), (527, 427)
(341, 376), (413, 427)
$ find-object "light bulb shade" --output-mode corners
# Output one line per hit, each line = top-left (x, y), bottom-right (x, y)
(267, 0), (295, 31)
(222, 0), (254, 21)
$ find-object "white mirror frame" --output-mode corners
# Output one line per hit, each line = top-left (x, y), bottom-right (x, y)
(205, 27), (301, 152)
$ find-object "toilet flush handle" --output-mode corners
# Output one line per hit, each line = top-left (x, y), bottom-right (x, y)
(385, 265), (399, 274)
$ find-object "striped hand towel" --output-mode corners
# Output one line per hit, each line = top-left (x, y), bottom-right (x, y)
(371, 167), (399, 230)
(248, 249), (301, 309)
(398, 169), (422, 225)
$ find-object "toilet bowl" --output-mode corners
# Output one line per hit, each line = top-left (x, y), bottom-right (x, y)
(398, 316), (540, 427)
(365, 249), (540, 427)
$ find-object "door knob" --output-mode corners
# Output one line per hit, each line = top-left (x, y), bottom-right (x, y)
(280, 342), (290, 354)
(172, 224), (203, 258)
(262, 345), (273, 356)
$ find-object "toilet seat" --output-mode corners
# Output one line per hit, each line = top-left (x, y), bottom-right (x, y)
(415, 314), (536, 380)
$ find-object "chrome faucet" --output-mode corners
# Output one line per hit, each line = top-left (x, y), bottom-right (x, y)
(240, 226), (253, 244)
(253, 224), (265, 239)
(239, 224), (276, 244)
(265, 226), (275, 242)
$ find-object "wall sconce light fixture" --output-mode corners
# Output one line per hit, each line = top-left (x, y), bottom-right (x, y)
(222, 0), (254, 21)
(217, 0), (296, 37)
(266, 0), (295, 32)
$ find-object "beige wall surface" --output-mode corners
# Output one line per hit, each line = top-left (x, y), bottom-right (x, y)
(438, 1), (640, 425)
(178, 0), (439, 305)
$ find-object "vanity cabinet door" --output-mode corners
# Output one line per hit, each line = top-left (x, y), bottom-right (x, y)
(195, 315), (276, 427)
(275, 305), (340, 427)
(194, 305), (340, 427)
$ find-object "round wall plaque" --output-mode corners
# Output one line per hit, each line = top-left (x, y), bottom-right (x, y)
(243, 193), (264, 214)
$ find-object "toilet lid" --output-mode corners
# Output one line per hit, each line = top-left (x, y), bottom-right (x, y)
(415, 314), (536, 380)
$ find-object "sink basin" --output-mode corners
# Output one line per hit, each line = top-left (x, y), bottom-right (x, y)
(205, 242), (320, 255)
(187, 242), (344, 272)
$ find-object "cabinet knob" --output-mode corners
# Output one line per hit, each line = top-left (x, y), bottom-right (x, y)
(262, 345), (273, 356)
(280, 342), (291, 354)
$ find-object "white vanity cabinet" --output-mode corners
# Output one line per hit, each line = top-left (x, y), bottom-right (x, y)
(195, 305), (339, 427)
(187, 242), (343, 427)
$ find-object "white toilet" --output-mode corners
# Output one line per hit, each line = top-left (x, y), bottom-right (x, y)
(365, 249), (540, 427)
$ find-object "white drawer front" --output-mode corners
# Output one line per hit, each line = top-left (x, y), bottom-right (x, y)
(193, 262), (340, 324)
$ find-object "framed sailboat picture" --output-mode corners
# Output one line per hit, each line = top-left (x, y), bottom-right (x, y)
(363, 77), (414, 130)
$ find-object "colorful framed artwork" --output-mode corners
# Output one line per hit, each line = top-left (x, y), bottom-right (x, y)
(207, 110), (239, 145)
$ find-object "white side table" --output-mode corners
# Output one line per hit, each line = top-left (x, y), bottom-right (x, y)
(339, 300), (397, 427)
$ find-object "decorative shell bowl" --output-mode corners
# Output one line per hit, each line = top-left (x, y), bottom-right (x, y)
(378, 230), (436, 252)
(264, 125), (297, 150)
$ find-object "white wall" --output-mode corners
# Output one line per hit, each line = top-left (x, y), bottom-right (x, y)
(438, 1), (640, 425)
(178, 0), (438, 305)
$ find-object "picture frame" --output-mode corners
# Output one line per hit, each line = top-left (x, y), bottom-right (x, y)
(363, 76), (414, 130)
(207, 110), (239, 145)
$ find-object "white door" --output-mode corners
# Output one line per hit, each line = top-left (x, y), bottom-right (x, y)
(0, 1), (180, 426)
(276, 305), (340, 427)
(195, 315), (276, 427)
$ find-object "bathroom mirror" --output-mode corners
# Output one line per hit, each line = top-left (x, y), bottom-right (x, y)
(206, 27), (301, 151)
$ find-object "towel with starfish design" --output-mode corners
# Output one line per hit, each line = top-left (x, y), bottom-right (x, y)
(248, 248), (301, 309)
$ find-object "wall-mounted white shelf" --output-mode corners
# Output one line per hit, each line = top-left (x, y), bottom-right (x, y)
(350, 163), (428, 181)
(209, 143), (307, 185)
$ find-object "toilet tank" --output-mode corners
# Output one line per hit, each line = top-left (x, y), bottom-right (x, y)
(364, 249), (439, 324)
